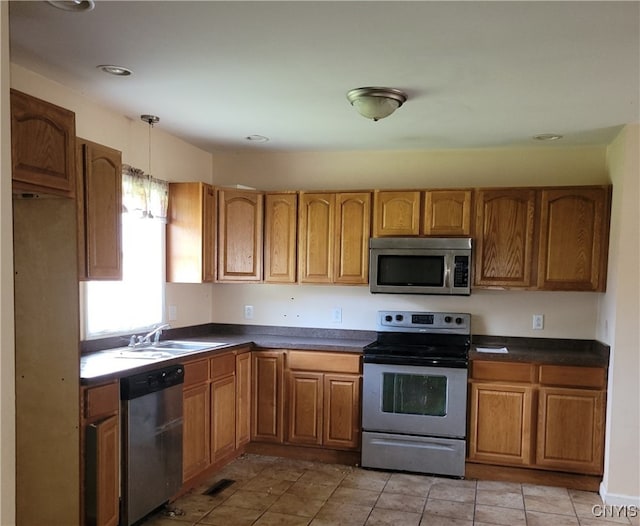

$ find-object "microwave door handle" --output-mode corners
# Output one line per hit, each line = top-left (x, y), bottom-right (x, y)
(444, 266), (451, 289)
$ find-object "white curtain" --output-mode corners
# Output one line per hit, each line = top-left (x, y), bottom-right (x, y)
(122, 164), (169, 221)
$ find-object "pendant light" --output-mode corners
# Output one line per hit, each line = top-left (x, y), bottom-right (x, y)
(140, 114), (159, 218)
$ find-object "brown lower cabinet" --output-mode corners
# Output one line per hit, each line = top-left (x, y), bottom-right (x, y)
(251, 349), (362, 451)
(468, 361), (606, 475)
(252, 350), (286, 443)
(285, 351), (361, 450)
(81, 381), (120, 526)
(181, 347), (251, 486)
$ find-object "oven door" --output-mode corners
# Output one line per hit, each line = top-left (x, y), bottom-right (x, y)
(362, 362), (467, 438)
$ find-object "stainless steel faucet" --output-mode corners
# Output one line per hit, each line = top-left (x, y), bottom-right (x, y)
(129, 323), (171, 347)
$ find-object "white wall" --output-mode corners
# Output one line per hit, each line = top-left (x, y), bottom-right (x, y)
(212, 284), (600, 339)
(598, 124), (640, 506)
(0, 4), (16, 525)
(211, 146), (608, 191)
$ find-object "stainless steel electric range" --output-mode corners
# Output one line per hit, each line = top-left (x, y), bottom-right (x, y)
(361, 310), (471, 478)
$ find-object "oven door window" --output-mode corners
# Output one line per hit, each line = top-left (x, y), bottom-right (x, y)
(381, 372), (447, 417)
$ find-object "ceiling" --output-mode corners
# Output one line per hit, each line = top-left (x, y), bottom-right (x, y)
(8, 1), (640, 153)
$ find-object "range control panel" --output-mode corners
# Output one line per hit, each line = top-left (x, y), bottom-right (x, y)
(377, 311), (471, 334)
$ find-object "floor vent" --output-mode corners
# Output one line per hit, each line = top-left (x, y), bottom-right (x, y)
(203, 478), (235, 496)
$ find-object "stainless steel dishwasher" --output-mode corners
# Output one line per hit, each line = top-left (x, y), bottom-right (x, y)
(120, 364), (184, 526)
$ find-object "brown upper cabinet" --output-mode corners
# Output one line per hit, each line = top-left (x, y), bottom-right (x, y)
(537, 186), (610, 291)
(264, 192), (298, 283)
(76, 139), (122, 281)
(11, 89), (76, 197)
(298, 192), (336, 283)
(423, 190), (473, 236)
(373, 189), (472, 237)
(166, 182), (216, 283)
(373, 190), (421, 236)
(298, 192), (371, 284)
(334, 192), (371, 284)
(217, 188), (264, 281)
(474, 186), (611, 291)
(474, 188), (537, 288)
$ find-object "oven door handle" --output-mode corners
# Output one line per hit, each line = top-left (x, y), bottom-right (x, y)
(363, 355), (468, 368)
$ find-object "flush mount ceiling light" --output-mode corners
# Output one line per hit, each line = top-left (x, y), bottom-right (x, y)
(47, 1), (95, 12)
(346, 87), (407, 121)
(97, 64), (133, 76)
(533, 133), (563, 141)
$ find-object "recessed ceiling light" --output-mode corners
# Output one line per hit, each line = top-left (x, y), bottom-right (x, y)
(46, 1), (95, 12)
(245, 135), (269, 143)
(97, 65), (133, 77)
(533, 133), (563, 141)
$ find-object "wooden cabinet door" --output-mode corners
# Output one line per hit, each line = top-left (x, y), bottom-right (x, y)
(182, 382), (211, 480)
(76, 139), (122, 280)
(423, 190), (472, 236)
(323, 374), (361, 449)
(536, 386), (605, 474)
(474, 188), (537, 287)
(211, 374), (236, 462)
(85, 415), (119, 526)
(468, 381), (534, 466)
(372, 190), (421, 237)
(264, 192), (298, 283)
(252, 351), (284, 443)
(298, 193), (335, 283)
(287, 371), (323, 446)
(537, 187), (610, 291)
(334, 192), (371, 284)
(217, 188), (264, 281)
(11, 89), (76, 197)
(235, 351), (252, 449)
(166, 182), (216, 283)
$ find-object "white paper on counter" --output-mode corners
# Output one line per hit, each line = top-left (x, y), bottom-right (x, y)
(475, 346), (509, 353)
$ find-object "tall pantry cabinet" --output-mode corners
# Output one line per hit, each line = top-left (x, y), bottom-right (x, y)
(11, 91), (81, 524)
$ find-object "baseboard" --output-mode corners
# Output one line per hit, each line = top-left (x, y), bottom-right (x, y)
(465, 462), (602, 492)
(599, 481), (640, 507)
(246, 442), (360, 466)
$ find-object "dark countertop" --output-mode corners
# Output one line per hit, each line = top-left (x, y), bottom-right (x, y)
(81, 324), (609, 385)
(81, 324), (376, 385)
(470, 335), (609, 368)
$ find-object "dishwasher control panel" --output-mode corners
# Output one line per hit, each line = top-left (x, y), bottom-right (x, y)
(120, 364), (184, 400)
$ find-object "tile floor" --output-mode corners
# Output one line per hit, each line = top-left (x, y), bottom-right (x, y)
(142, 454), (639, 526)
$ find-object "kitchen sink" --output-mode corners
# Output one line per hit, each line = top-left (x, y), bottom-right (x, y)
(96, 341), (226, 363)
(109, 349), (176, 360)
(150, 340), (226, 352)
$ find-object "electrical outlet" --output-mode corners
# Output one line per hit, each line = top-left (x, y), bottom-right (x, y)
(331, 307), (342, 323)
(168, 305), (177, 321)
(244, 305), (254, 320)
(533, 314), (544, 330)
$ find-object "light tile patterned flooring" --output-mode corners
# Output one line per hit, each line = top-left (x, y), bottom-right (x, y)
(143, 454), (639, 526)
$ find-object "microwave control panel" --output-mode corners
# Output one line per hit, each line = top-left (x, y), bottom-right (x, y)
(453, 255), (470, 288)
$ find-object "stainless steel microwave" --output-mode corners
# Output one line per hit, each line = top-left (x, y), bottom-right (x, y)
(369, 237), (472, 295)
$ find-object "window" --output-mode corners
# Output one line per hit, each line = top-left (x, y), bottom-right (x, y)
(84, 166), (168, 339)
